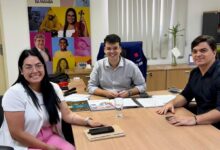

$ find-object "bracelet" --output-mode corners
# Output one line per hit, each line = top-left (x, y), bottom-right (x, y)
(84, 117), (92, 126)
(194, 115), (197, 125)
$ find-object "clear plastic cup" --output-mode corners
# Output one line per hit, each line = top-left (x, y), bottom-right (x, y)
(114, 98), (124, 118)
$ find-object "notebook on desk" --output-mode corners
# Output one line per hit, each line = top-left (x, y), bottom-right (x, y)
(84, 125), (125, 141)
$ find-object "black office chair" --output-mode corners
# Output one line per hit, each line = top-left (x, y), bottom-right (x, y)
(0, 95), (14, 150)
(62, 119), (75, 146)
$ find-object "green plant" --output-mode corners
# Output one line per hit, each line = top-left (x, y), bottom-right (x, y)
(165, 23), (184, 65)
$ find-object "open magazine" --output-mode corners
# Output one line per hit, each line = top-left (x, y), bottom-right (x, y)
(87, 98), (140, 111)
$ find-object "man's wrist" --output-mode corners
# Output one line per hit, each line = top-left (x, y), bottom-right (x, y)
(128, 90), (132, 97)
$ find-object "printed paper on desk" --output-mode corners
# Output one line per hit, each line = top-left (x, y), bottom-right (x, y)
(171, 47), (181, 58)
(136, 95), (176, 107)
(121, 98), (139, 107)
(88, 99), (115, 111)
(64, 94), (90, 102)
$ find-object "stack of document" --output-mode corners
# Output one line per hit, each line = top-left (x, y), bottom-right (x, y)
(136, 95), (176, 108)
(64, 93), (90, 102)
(64, 94), (91, 111)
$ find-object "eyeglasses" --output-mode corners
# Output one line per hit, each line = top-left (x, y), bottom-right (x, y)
(23, 63), (44, 72)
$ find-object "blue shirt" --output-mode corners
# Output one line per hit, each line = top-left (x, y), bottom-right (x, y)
(88, 57), (146, 94)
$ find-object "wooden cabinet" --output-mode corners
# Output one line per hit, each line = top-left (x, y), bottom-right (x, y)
(166, 68), (191, 89)
(147, 64), (194, 91)
(147, 67), (166, 91)
(66, 64), (194, 92)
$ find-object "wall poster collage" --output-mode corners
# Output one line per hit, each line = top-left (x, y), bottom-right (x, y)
(27, 0), (91, 74)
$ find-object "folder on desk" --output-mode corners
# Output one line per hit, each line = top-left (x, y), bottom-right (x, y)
(84, 125), (125, 141)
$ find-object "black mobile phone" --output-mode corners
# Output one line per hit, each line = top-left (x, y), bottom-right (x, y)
(168, 87), (181, 94)
(88, 126), (114, 135)
(64, 87), (77, 96)
(139, 92), (152, 98)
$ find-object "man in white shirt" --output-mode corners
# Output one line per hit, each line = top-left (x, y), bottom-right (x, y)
(88, 34), (146, 98)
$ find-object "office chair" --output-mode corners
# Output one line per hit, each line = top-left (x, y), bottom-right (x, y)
(97, 41), (147, 80)
(0, 95), (14, 150)
(62, 119), (75, 146)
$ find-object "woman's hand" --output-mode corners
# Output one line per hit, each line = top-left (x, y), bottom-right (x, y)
(165, 115), (196, 126)
(156, 101), (175, 115)
(87, 119), (103, 128)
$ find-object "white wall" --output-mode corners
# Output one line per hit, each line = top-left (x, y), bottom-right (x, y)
(185, 0), (220, 57)
(90, 0), (109, 65)
(1, 0), (220, 86)
(0, 0), (30, 87)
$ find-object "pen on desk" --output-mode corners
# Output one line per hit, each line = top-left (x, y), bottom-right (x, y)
(124, 106), (139, 109)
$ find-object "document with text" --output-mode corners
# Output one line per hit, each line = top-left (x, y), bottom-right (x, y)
(136, 95), (176, 108)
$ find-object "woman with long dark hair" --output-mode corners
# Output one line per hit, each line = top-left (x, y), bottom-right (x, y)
(58, 8), (89, 37)
(0, 49), (102, 150)
(56, 58), (69, 73)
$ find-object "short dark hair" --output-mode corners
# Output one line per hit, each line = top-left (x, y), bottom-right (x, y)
(104, 34), (121, 46)
(191, 35), (216, 51)
(59, 37), (68, 46)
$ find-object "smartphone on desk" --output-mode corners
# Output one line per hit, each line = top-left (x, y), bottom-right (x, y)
(88, 126), (114, 135)
(63, 87), (77, 96)
(139, 92), (152, 98)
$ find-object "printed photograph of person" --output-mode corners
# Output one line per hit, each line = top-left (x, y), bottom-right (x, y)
(74, 37), (91, 56)
(30, 32), (52, 62)
(28, 7), (50, 32)
(56, 58), (69, 73)
(53, 37), (74, 58)
(53, 56), (75, 74)
(58, 8), (89, 37)
(39, 8), (62, 36)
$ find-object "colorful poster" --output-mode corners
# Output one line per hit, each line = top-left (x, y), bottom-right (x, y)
(27, 0), (91, 73)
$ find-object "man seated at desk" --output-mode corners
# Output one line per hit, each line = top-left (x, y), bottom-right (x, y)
(157, 35), (220, 129)
(88, 34), (146, 98)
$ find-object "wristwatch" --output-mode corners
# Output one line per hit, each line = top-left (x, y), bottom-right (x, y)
(128, 90), (132, 97)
